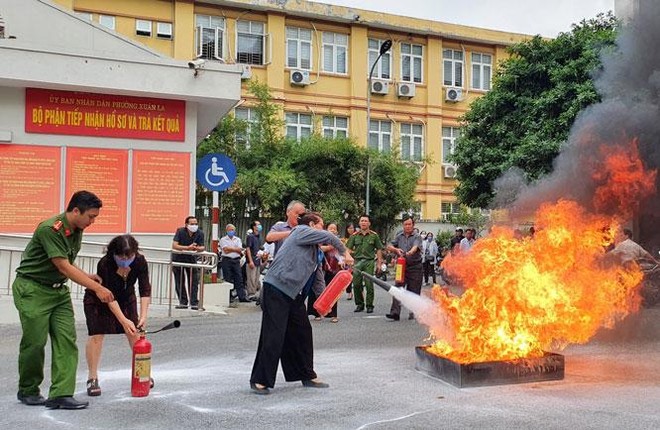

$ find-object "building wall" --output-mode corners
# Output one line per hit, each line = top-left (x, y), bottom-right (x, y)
(57, 0), (532, 220)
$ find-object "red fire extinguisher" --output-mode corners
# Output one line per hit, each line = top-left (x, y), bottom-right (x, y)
(131, 331), (152, 397)
(394, 255), (406, 285)
(314, 269), (353, 316)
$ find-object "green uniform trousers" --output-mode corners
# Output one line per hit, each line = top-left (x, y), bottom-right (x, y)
(353, 259), (376, 308)
(12, 277), (78, 399)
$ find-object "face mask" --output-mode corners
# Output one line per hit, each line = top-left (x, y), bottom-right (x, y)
(114, 255), (135, 268)
(227, 230), (235, 238)
(257, 225), (263, 233)
(187, 224), (198, 233)
(427, 237), (433, 242)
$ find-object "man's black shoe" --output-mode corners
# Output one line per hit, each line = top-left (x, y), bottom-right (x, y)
(354, 305), (364, 312)
(239, 298), (251, 303)
(190, 305), (199, 310)
(366, 307), (374, 314)
(17, 392), (45, 406)
(385, 313), (400, 321)
(45, 396), (89, 410)
(175, 304), (188, 309)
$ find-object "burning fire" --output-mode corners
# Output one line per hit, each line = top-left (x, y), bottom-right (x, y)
(431, 139), (656, 364)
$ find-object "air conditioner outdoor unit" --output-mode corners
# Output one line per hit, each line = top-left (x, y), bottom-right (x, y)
(397, 82), (416, 98)
(290, 69), (310, 86)
(443, 164), (458, 179)
(371, 80), (389, 95)
(445, 87), (463, 102)
(240, 65), (252, 80)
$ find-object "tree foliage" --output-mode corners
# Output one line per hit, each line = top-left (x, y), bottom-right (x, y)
(197, 80), (420, 233)
(453, 13), (619, 208)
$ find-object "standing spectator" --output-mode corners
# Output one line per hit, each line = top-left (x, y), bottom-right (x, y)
(385, 215), (423, 321)
(84, 234), (150, 397)
(421, 232), (438, 285)
(245, 220), (263, 300)
(249, 212), (354, 394)
(266, 200), (306, 256)
(346, 215), (384, 313)
(308, 222), (342, 322)
(13, 190), (113, 409)
(342, 223), (356, 300)
(459, 228), (476, 253)
(171, 216), (205, 310)
(450, 228), (464, 254)
(220, 224), (249, 303)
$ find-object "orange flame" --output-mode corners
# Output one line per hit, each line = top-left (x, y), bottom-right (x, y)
(433, 139), (656, 364)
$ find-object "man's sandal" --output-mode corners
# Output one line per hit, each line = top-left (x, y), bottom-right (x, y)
(86, 378), (101, 397)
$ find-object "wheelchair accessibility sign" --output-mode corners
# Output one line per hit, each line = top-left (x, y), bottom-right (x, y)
(196, 153), (236, 192)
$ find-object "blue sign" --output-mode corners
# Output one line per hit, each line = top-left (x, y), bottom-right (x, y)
(196, 153), (236, 192)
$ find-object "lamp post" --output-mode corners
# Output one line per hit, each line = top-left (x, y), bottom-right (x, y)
(366, 39), (392, 215)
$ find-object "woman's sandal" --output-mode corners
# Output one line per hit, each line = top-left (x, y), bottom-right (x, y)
(86, 378), (101, 397)
(330, 317), (338, 323)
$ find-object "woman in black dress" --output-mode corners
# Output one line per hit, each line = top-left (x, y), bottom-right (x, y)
(83, 235), (151, 396)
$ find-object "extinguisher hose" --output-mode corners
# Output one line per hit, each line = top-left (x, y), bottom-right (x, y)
(355, 270), (393, 292)
(145, 320), (181, 334)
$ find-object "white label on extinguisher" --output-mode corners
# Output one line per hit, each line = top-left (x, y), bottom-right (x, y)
(134, 353), (151, 382)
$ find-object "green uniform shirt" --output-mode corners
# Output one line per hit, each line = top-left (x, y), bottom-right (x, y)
(346, 230), (383, 261)
(16, 213), (82, 285)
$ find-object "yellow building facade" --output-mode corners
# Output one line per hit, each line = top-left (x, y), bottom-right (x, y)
(54, 0), (531, 220)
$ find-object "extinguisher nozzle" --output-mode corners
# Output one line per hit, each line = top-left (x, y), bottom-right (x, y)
(355, 270), (393, 292)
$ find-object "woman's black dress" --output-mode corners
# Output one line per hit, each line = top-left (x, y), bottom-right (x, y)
(83, 254), (151, 336)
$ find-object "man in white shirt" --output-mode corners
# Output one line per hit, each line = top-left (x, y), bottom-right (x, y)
(220, 224), (249, 302)
(459, 228), (475, 253)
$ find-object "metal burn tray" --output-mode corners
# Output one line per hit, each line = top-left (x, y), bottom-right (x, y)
(415, 346), (564, 388)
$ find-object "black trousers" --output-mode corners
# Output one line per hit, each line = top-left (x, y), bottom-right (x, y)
(250, 282), (317, 388)
(423, 259), (437, 284)
(222, 257), (247, 300)
(172, 266), (199, 306)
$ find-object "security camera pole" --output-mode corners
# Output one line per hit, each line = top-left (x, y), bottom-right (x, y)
(366, 39), (392, 215)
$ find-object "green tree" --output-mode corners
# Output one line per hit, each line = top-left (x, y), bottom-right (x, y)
(453, 13), (618, 208)
(196, 80), (420, 233)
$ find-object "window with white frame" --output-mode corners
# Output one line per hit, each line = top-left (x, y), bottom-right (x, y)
(443, 49), (463, 87)
(322, 116), (348, 139)
(156, 22), (172, 39)
(401, 43), (423, 83)
(99, 15), (115, 30)
(400, 123), (423, 162)
(368, 38), (391, 79)
(442, 126), (460, 164)
(286, 27), (312, 70)
(195, 15), (225, 60)
(235, 107), (258, 148)
(286, 112), (312, 141)
(471, 52), (492, 91)
(441, 202), (461, 219)
(368, 120), (392, 153)
(322, 32), (348, 74)
(136, 19), (152, 37)
(75, 12), (92, 21)
(237, 20), (265, 65)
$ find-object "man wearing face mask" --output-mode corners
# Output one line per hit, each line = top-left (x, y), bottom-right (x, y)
(221, 224), (249, 303)
(421, 232), (438, 285)
(171, 216), (205, 309)
(245, 220), (263, 300)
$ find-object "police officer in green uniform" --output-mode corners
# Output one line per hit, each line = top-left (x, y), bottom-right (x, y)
(13, 190), (114, 410)
(346, 214), (383, 313)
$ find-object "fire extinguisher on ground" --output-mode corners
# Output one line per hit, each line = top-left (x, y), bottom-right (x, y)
(395, 255), (406, 286)
(131, 331), (152, 397)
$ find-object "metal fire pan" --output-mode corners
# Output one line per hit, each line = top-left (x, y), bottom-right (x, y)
(415, 346), (564, 388)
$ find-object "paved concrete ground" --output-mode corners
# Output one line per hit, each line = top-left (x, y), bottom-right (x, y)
(1, 286), (659, 430)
